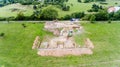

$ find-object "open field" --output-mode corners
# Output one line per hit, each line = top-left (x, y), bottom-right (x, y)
(0, 3), (33, 18)
(0, 22), (120, 67)
(1, 0), (120, 18)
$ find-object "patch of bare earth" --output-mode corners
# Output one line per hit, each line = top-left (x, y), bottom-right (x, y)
(32, 21), (94, 57)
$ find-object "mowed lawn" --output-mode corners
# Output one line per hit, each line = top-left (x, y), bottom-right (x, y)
(0, 22), (120, 67)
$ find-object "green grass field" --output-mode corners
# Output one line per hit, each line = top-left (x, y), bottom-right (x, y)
(0, 22), (120, 67)
(0, 3), (33, 18)
(1, 0), (120, 18)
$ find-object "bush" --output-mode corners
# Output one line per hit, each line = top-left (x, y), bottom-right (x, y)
(71, 12), (85, 18)
(40, 7), (58, 20)
(33, 5), (37, 10)
(90, 15), (96, 23)
(82, 14), (92, 20)
(62, 5), (70, 11)
(108, 20), (111, 23)
(63, 15), (72, 20)
(95, 10), (108, 21)
(0, 33), (5, 37)
(99, 2), (108, 5)
(0, 17), (6, 21)
(22, 23), (27, 28)
(84, 0), (90, 3)
(15, 12), (25, 20)
(87, 9), (93, 12)
(78, 0), (81, 2)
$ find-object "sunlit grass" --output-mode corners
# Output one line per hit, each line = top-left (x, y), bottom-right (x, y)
(0, 22), (120, 67)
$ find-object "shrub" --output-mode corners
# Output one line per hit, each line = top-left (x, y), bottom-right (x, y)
(0, 33), (5, 37)
(40, 7), (58, 20)
(0, 17), (6, 21)
(22, 23), (27, 28)
(62, 5), (70, 11)
(90, 15), (96, 23)
(71, 12), (85, 18)
(15, 12), (25, 20)
(108, 20), (111, 23)
(78, 0), (81, 2)
(33, 5), (37, 10)
(95, 10), (108, 21)
(87, 9), (93, 12)
(99, 2), (108, 5)
(82, 14), (92, 20)
(115, 2), (118, 4)
(63, 15), (72, 20)
(84, 0), (90, 3)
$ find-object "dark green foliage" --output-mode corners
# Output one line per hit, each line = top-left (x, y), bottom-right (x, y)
(15, 12), (25, 20)
(78, 0), (81, 3)
(96, 0), (106, 1)
(84, 0), (90, 3)
(90, 15), (96, 23)
(82, 14), (92, 20)
(95, 10), (108, 21)
(66, 0), (69, 2)
(84, 0), (94, 3)
(22, 23), (27, 28)
(99, 2), (108, 5)
(40, 7), (58, 20)
(3, 0), (7, 4)
(88, 4), (103, 12)
(0, 4), (4, 7)
(31, 10), (41, 19)
(62, 15), (72, 20)
(8, 0), (14, 3)
(62, 12), (85, 20)
(0, 17), (6, 21)
(115, 2), (118, 4)
(33, 5), (37, 10)
(71, 12), (85, 18)
(113, 11), (120, 20)
(44, 0), (67, 5)
(92, 4), (101, 12)
(108, 12), (114, 20)
(0, 33), (5, 37)
(108, 11), (120, 20)
(62, 4), (70, 11)
(108, 20), (111, 23)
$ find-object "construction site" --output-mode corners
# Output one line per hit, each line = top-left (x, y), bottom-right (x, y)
(32, 21), (94, 57)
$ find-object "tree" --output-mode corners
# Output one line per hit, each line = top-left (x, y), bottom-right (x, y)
(71, 12), (85, 18)
(78, 0), (81, 2)
(96, 0), (106, 1)
(95, 10), (108, 21)
(15, 12), (25, 20)
(40, 7), (58, 20)
(113, 11), (120, 20)
(33, 5), (37, 10)
(84, 0), (90, 3)
(3, 0), (7, 4)
(8, 0), (15, 3)
(92, 4), (99, 12)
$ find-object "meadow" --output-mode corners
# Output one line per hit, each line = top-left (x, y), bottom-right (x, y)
(1, 0), (120, 18)
(0, 22), (120, 67)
